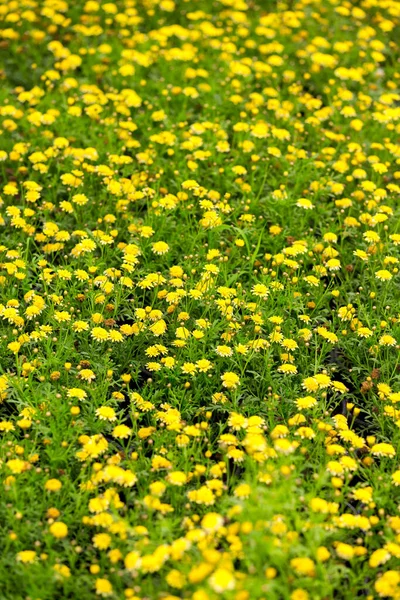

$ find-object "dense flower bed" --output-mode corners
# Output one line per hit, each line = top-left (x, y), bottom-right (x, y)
(0, 0), (400, 598)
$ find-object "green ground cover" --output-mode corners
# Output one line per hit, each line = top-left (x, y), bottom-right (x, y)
(0, 0), (400, 598)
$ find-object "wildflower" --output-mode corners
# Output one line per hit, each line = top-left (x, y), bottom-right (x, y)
(44, 479), (62, 492)
(109, 331), (123, 343)
(54, 564), (71, 578)
(188, 486), (215, 505)
(357, 327), (373, 338)
(67, 388), (87, 401)
(277, 363), (298, 374)
(73, 320), (89, 332)
(17, 551), (37, 564)
(209, 568), (235, 593)
(316, 547), (331, 562)
(314, 374), (331, 388)
(196, 359), (212, 373)
(149, 319), (167, 336)
(96, 407), (117, 421)
(375, 269), (393, 281)
(335, 543), (354, 560)
(234, 483), (251, 498)
(290, 557), (316, 577)
(252, 284), (269, 298)
(216, 345), (233, 357)
(296, 198), (314, 209)
(125, 551), (141, 571)
(167, 471), (187, 486)
(375, 571), (400, 597)
(390, 234), (400, 246)
(91, 327), (109, 342)
(49, 522), (68, 539)
(291, 590), (309, 600)
(221, 372), (240, 389)
(71, 193), (88, 206)
(95, 579), (113, 596)
(80, 369), (96, 383)
(364, 231), (380, 243)
(181, 362), (197, 376)
(295, 427), (315, 439)
(379, 335), (397, 347)
(369, 549), (391, 568)
(326, 258), (341, 271)
(1, 3), (400, 596)
(201, 512), (224, 533)
(354, 249), (368, 261)
(112, 425), (132, 439)
(7, 341), (21, 353)
(304, 276), (320, 287)
(152, 241), (169, 255)
(93, 533), (112, 550)
(371, 443), (395, 457)
(7, 459), (28, 474)
(392, 471), (400, 486)
(332, 381), (348, 393)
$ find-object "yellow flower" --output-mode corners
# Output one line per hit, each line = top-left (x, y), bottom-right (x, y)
(252, 283), (269, 298)
(196, 359), (212, 373)
(96, 406), (117, 421)
(357, 327), (373, 338)
(188, 486), (215, 506)
(93, 533), (111, 550)
(277, 363), (298, 374)
(221, 372), (240, 389)
(49, 522), (68, 539)
(234, 483), (251, 498)
(316, 547), (330, 562)
(125, 551), (141, 571)
(336, 543), (354, 560)
(209, 568), (236, 593)
(17, 550), (37, 564)
(67, 388), (87, 400)
(112, 425), (132, 439)
(7, 341), (21, 353)
(167, 471), (187, 486)
(91, 327), (109, 342)
(152, 241), (169, 255)
(181, 362), (197, 376)
(375, 571), (400, 598)
(296, 198), (314, 209)
(80, 369), (96, 382)
(216, 345), (233, 357)
(363, 230), (380, 243)
(375, 269), (393, 281)
(290, 557), (316, 577)
(165, 569), (186, 589)
(54, 564), (71, 578)
(379, 335), (397, 347)
(326, 258), (341, 271)
(201, 512), (224, 533)
(371, 443), (396, 457)
(149, 319), (167, 336)
(44, 478), (62, 492)
(7, 459), (28, 474)
(95, 578), (113, 596)
(369, 548), (391, 568)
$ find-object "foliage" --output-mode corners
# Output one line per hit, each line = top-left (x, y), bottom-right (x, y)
(0, 0), (400, 598)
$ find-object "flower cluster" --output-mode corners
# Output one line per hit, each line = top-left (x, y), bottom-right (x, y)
(0, 0), (400, 598)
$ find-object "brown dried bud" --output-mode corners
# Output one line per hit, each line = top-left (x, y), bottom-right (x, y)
(360, 380), (373, 394)
(371, 368), (380, 380)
